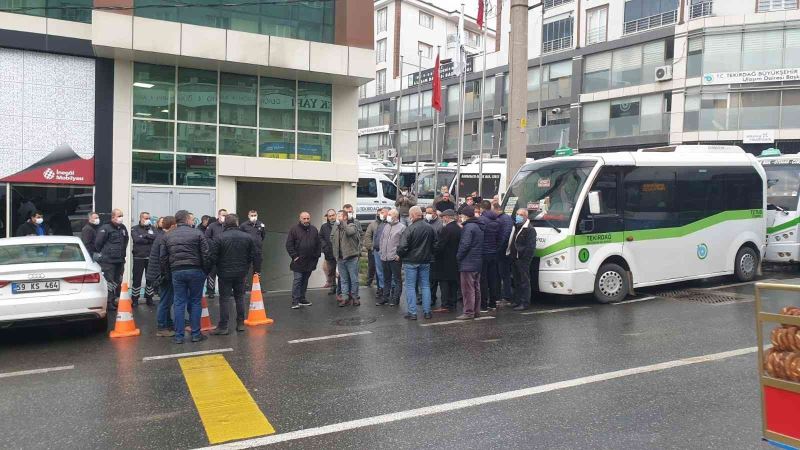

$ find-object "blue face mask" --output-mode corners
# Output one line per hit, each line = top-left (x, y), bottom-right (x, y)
(515, 215), (524, 224)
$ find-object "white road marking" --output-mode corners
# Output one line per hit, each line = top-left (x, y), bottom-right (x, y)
(702, 279), (774, 291)
(142, 348), (233, 362)
(288, 331), (372, 344)
(419, 316), (496, 327)
(0, 365), (74, 379)
(195, 346), (757, 450)
(520, 306), (591, 315)
(612, 296), (656, 305)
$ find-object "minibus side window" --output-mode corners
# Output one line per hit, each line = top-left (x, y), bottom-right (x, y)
(624, 167), (679, 231)
(358, 178), (378, 198)
(577, 168), (622, 235)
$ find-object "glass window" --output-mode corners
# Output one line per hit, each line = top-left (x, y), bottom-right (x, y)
(376, 69), (386, 95)
(377, 7), (387, 33)
(357, 178), (378, 197)
(610, 97), (640, 137)
(624, 166), (678, 231)
(542, 17), (573, 52)
(132, 120), (174, 151)
(586, 6), (607, 45)
(177, 68), (217, 123)
(259, 77), (295, 130)
(219, 72), (257, 127)
(703, 34), (741, 74)
(675, 167), (726, 226)
(132, 151), (174, 185)
(641, 40), (665, 84)
(419, 11), (433, 29)
(785, 29), (800, 68)
(0, 243), (86, 264)
(578, 168), (622, 235)
(582, 100), (609, 139)
(640, 94), (664, 134)
(611, 45), (642, 89)
(298, 133), (331, 161)
(133, 63), (175, 120)
(176, 154), (215, 187)
(219, 126), (257, 157)
(782, 90), (800, 128)
(687, 37), (703, 78)
(381, 180), (397, 200)
(419, 42), (433, 59)
(545, 60), (572, 100)
(683, 91), (700, 132)
(298, 82), (331, 133)
(177, 123), (216, 154)
(0, 183), (5, 238)
(259, 129), (295, 159)
(757, 0), (798, 12)
(377, 39), (387, 63)
(724, 168), (763, 210)
(0, 0), (91, 23)
(583, 53), (611, 93)
(10, 185), (93, 237)
(740, 91), (780, 129)
(699, 92), (739, 131)
(765, 164), (800, 210)
(743, 30), (783, 70)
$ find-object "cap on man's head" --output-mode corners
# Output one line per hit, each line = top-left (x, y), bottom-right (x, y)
(441, 209), (456, 217)
(461, 206), (475, 217)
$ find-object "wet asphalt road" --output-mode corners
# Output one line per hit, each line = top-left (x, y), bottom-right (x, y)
(1, 268), (798, 450)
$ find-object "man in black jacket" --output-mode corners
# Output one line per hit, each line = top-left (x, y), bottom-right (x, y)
(319, 209), (337, 295)
(240, 209), (266, 295)
(81, 212), (101, 256)
(16, 211), (52, 237)
(162, 210), (212, 344)
(95, 209), (129, 311)
(130, 211), (157, 306)
(432, 210), (461, 313)
(150, 216), (176, 337)
(286, 211), (321, 309)
(397, 206), (437, 320)
(213, 214), (261, 334)
(203, 208), (227, 298)
(508, 209), (537, 311)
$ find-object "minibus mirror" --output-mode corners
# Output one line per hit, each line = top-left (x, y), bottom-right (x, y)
(588, 191), (601, 215)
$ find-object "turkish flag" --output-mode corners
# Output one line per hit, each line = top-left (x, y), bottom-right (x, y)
(477, 0), (484, 29)
(432, 54), (442, 112)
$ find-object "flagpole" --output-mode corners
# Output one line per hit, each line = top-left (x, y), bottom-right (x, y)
(433, 47), (440, 190)
(414, 49), (422, 195)
(455, 4), (466, 205)
(477, 0), (487, 198)
(396, 55), (404, 183)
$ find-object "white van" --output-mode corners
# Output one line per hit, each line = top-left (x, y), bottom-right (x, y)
(502, 145), (766, 303)
(760, 150), (800, 264)
(356, 168), (397, 228)
(416, 158), (510, 208)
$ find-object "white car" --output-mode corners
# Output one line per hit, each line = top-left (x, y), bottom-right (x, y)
(0, 236), (108, 332)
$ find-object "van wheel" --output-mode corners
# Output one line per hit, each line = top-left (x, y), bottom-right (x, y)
(594, 263), (629, 304)
(734, 246), (758, 282)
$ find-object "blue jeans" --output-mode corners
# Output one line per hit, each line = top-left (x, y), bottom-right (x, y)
(338, 257), (359, 297)
(404, 263), (431, 315)
(373, 250), (384, 289)
(172, 269), (205, 339)
(156, 283), (174, 329)
(292, 271), (312, 304)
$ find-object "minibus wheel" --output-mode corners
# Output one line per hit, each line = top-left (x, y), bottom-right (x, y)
(734, 246), (758, 282)
(594, 263), (629, 303)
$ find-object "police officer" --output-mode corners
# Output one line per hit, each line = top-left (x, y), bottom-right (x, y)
(240, 209), (266, 295)
(95, 209), (129, 311)
(203, 208), (227, 298)
(131, 211), (157, 306)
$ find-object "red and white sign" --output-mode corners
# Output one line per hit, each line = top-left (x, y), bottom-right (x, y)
(0, 145), (94, 186)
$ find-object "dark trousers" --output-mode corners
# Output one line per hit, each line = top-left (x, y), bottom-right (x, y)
(100, 261), (124, 304)
(366, 250), (376, 284)
(430, 279), (439, 304)
(497, 254), (513, 300)
(206, 267), (217, 295)
(439, 279), (458, 310)
(131, 257), (154, 301)
(292, 271), (312, 305)
(381, 260), (402, 305)
(459, 272), (481, 317)
(218, 276), (245, 329)
(512, 258), (533, 307)
(480, 257), (499, 309)
(323, 258), (337, 286)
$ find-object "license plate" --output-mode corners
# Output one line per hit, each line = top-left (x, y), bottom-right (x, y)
(11, 280), (60, 294)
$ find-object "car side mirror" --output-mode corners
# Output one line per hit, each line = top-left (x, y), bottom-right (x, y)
(588, 191), (601, 215)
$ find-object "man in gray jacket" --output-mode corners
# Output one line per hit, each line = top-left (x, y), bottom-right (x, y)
(378, 209), (405, 306)
(332, 209), (362, 306)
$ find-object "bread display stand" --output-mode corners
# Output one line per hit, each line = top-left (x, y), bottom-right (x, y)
(756, 282), (800, 450)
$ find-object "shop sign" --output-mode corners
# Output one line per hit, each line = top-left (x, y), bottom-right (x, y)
(743, 130), (775, 144)
(702, 68), (800, 85)
(358, 125), (390, 136)
(0, 145), (93, 186)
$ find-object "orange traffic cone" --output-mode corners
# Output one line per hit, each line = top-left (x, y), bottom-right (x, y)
(110, 282), (140, 338)
(244, 274), (273, 326)
(186, 290), (216, 332)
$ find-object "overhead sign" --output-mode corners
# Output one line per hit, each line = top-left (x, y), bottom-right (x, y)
(358, 125), (390, 136)
(1, 145), (94, 185)
(743, 130), (775, 144)
(703, 68), (800, 85)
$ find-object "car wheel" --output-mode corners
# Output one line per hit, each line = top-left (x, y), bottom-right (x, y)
(91, 316), (109, 333)
(734, 246), (758, 282)
(594, 263), (629, 304)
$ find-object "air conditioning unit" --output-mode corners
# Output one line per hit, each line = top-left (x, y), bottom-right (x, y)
(654, 65), (673, 82)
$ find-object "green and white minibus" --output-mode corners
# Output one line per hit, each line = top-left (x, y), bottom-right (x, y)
(760, 150), (800, 264)
(501, 145), (766, 303)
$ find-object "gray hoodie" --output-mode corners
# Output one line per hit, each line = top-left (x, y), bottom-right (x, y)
(379, 220), (406, 262)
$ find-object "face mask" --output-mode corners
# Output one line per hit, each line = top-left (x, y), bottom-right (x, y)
(113, 217), (123, 225)
(249, 216), (258, 223)
(379, 214), (386, 221)
(425, 214), (433, 221)
(219, 216), (225, 223)
(91, 218), (100, 226)
(335, 219), (341, 226)
(35, 218), (43, 225)
(143, 219), (151, 226)
(515, 215), (524, 224)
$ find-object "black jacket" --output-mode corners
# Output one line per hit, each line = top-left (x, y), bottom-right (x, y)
(215, 225), (262, 279)
(457, 218), (484, 272)
(434, 199), (456, 212)
(432, 221), (462, 281)
(131, 224), (157, 259)
(397, 219), (436, 264)
(147, 232), (167, 287)
(162, 223), (212, 273)
(510, 221), (537, 261)
(16, 221), (52, 237)
(319, 221), (336, 261)
(81, 223), (99, 254)
(204, 221), (225, 242)
(95, 222), (129, 264)
(240, 220), (266, 242)
(286, 223), (322, 273)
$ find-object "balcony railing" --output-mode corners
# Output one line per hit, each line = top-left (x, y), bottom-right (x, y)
(623, 10), (678, 34)
(689, 1), (713, 19)
(543, 36), (573, 54)
(544, 0), (573, 10)
(586, 26), (607, 45)
(409, 55), (475, 87)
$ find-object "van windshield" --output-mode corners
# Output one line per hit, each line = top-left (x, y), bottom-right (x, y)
(765, 164), (800, 211)
(502, 160), (596, 228)
(417, 171), (456, 199)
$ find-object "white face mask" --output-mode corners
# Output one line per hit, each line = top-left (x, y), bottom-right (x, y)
(379, 214), (386, 221)
(425, 214), (433, 221)
(113, 217), (123, 225)
(35, 218), (43, 225)
(219, 216), (226, 223)
(91, 218), (100, 226)
(143, 219), (151, 226)
(249, 216), (258, 223)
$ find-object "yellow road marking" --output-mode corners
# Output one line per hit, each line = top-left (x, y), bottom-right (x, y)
(179, 354), (275, 444)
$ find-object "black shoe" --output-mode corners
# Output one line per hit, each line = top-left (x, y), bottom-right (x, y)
(145, 298), (154, 306)
(513, 305), (528, 311)
(173, 337), (184, 344)
(107, 302), (117, 311)
(291, 304), (301, 309)
(389, 302), (397, 307)
(376, 300), (387, 306)
(424, 312), (432, 320)
(404, 313), (417, 320)
(236, 322), (245, 332)
(299, 300), (312, 306)
(212, 328), (229, 335)
(191, 334), (208, 343)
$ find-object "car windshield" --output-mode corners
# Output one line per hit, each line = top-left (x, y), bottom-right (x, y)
(502, 159), (596, 228)
(765, 164), (800, 211)
(397, 172), (417, 190)
(417, 170), (456, 199)
(0, 243), (86, 265)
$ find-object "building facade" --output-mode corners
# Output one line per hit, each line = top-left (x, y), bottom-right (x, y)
(360, 0), (800, 163)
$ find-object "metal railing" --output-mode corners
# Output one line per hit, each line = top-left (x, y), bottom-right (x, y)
(542, 36), (573, 54)
(623, 10), (678, 34)
(689, 1), (713, 19)
(586, 27), (607, 45)
(544, 0), (573, 10)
